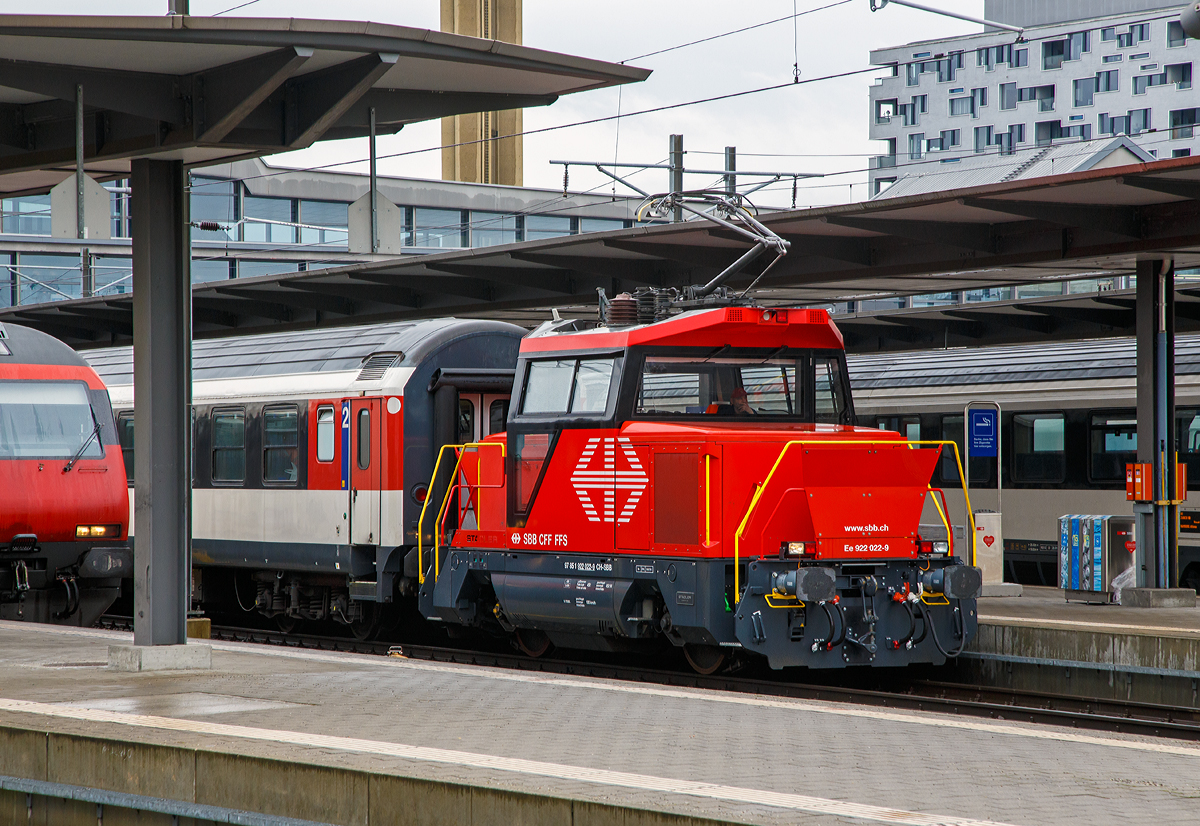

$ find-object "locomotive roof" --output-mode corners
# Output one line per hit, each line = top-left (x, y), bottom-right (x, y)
(848, 334), (1200, 389)
(85, 318), (526, 386)
(0, 322), (91, 369)
(520, 307), (844, 354)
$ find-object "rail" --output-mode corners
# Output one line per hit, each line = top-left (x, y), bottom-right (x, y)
(732, 439), (976, 604)
(416, 441), (506, 585)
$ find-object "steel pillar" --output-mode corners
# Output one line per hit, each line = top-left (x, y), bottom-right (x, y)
(724, 146), (736, 195)
(669, 134), (683, 222)
(1135, 258), (1176, 588)
(131, 159), (191, 646)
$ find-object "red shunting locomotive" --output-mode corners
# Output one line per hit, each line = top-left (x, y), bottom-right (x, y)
(0, 322), (130, 625)
(419, 302), (983, 670)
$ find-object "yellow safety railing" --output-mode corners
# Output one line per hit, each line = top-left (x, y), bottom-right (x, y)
(417, 441), (506, 585)
(732, 439), (976, 604)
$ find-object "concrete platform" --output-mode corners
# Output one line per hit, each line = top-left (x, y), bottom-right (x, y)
(968, 586), (1200, 704)
(3, 621), (1200, 825)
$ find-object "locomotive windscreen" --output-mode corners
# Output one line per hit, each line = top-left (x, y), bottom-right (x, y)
(634, 349), (851, 423)
(0, 380), (103, 459)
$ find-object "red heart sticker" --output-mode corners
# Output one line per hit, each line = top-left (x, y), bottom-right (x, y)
(983, 535), (995, 548)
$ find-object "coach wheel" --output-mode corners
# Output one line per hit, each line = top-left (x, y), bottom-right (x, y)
(275, 615), (297, 634)
(683, 644), (726, 675)
(515, 628), (552, 658)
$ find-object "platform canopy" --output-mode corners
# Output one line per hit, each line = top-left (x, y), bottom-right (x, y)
(8, 151), (1200, 346)
(0, 14), (648, 196)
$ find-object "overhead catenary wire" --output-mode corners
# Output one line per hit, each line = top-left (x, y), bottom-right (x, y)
(621, 0), (852, 63)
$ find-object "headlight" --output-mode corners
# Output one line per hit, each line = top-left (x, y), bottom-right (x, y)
(783, 541), (809, 556)
(76, 524), (120, 539)
(932, 540), (949, 554)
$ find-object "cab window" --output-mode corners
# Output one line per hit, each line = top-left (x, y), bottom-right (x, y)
(520, 357), (615, 416)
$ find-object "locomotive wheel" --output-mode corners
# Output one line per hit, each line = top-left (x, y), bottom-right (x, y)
(515, 628), (552, 658)
(683, 644), (726, 675)
(350, 604), (380, 641)
(275, 615), (297, 634)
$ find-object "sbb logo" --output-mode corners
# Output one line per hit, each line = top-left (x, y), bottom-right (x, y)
(570, 437), (649, 524)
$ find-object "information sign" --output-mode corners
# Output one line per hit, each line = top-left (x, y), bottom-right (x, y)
(969, 408), (997, 457)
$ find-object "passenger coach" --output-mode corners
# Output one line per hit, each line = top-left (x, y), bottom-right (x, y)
(91, 318), (524, 637)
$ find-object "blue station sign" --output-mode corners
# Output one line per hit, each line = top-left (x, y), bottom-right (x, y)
(969, 408), (998, 457)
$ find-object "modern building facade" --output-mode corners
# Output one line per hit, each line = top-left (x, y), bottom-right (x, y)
(869, 1), (1199, 195)
(0, 159), (640, 310)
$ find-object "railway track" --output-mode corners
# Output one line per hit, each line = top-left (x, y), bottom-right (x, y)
(94, 615), (1200, 743)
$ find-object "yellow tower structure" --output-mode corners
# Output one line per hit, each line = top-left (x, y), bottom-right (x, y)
(441, 0), (523, 186)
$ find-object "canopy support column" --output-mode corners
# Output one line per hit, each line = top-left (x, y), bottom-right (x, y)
(131, 158), (191, 646)
(1135, 258), (1176, 589)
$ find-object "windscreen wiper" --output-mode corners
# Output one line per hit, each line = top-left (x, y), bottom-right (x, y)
(63, 421), (101, 473)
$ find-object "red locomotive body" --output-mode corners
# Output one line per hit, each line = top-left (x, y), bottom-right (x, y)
(0, 322), (130, 625)
(419, 306), (982, 670)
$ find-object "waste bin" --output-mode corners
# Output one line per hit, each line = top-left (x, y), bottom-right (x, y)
(1058, 515), (1136, 604)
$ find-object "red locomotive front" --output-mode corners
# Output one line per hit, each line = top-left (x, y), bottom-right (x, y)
(418, 304), (982, 670)
(0, 322), (130, 625)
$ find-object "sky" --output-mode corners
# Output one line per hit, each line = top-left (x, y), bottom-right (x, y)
(29, 0), (987, 208)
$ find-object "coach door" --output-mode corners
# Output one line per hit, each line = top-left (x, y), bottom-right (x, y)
(349, 398), (382, 545)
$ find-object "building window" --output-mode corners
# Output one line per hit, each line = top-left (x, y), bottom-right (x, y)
(470, 212), (519, 247)
(408, 208), (464, 247)
(908, 133), (925, 160)
(1134, 63), (1192, 94)
(263, 405), (299, 484)
(1103, 54), (1123, 64)
(1174, 148), (1193, 158)
(1000, 82), (1017, 110)
(1096, 70), (1119, 93)
(525, 215), (572, 240)
(940, 129), (960, 149)
(298, 200), (349, 245)
(2, 195), (51, 236)
(1043, 40), (1066, 70)
(1012, 413), (1066, 483)
(190, 178), (237, 242)
(1169, 20), (1188, 48)
(579, 218), (626, 234)
(974, 126), (994, 153)
(316, 406), (335, 463)
(211, 408), (246, 484)
(949, 97), (973, 117)
(242, 196), (296, 244)
(1171, 107), (1199, 139)
(1073, 77), (1095, 107)
(1101, 109), (1151, 136)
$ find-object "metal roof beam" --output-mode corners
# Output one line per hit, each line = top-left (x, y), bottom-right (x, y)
(943, 309), (1056, 334)
(422, 262), (576, 294)
(779, 234), (874, 267)
(193, 294), (290, 323)
(0, 58), (184, 124)
(292, 279), (423, 308)
(960, 198), (1144, 239)
(349, 270), (495, 301)
(332, 89), (557, 136)
(823, 215), (996, 253)
(284, 52), (398, 149)
(193, 47), (312, 143)
(507, 250), (666, 286)
(1019, 304), (1132, 328)
(212, 285), (355, 317)
(1118, 175), (1200, 201)
(190, 304), (241, 328)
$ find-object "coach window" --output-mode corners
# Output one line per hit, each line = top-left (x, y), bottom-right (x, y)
(316, 406), (335, 462)
(1012, 412), (1065, 483)
(1089, 413), (1136, 482)
(489, 399), (509, 435)
(211, 408), (246, 484)
(357, 408), (370, 469)
(940, 415), (992, 485)
(459, 399), (476, 442)
(263, 405), (299, 484)
(116, 411), (134, 483)
(875, 416), (920, 440)
(1179, 408), (1200, 487)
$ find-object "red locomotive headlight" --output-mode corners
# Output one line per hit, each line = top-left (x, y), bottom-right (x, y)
(411, 484), (429, 503)
(75, 524), (121, 539)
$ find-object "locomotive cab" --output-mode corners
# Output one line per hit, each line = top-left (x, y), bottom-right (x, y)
(420, 306), (983, 671)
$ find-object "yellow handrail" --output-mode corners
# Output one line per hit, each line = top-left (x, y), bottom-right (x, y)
(417, 441), (506, 585)
(732, 439), (976, 604)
